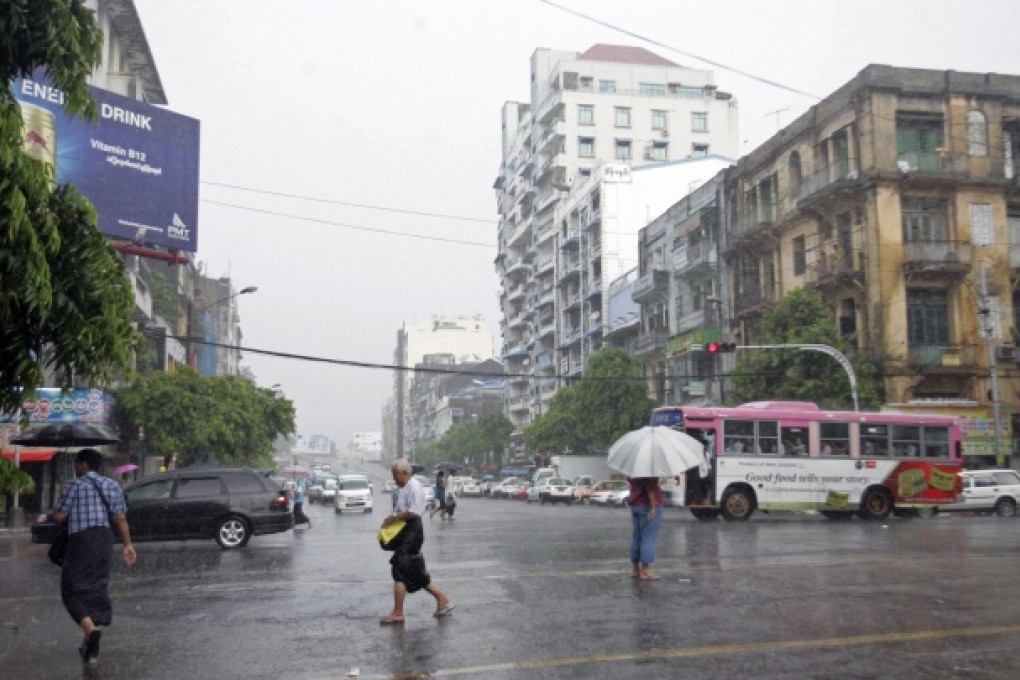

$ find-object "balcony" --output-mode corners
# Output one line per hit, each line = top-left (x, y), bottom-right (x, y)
(895, 151), (968, 177)
(902, 240), (971, 278)
(506, 282), (528, 303)
(633, 329), (668, 356)
(674, 239), (717, 277)
(908, 344), (978, 369)
(631, 269), (669, 303)
(676, 308), (707, 333)
(733, 284), (778, 315)
(796, 161), (862, 206)
(126, 264), (153, 321)
(731, 210), (775, 241)
(560, 230), (581, 250)
(560, 326), (583, 349)
(804, 246), (864, 287)
(535, 252), (555, 273)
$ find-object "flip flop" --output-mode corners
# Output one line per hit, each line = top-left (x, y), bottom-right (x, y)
(639, 574), (662, 581)
(379, 615), (405, 625)
(433, 603), (456, 618)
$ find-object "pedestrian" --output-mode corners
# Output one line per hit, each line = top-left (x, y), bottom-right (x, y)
(293, 478), (312, 528)
(118, 473), (131, 491)
(443, 489), (457, 521)
(52, 448), (136, 665)
(430, 469), (447, 520)
(627, 476), (663, 581)
(379, 459), (454, 624)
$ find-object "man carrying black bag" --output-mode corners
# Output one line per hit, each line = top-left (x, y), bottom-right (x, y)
(378, 458), (453, 625)
(52, 448), (136, 665)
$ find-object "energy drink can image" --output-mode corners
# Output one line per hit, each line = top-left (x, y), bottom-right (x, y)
(18, 101), (57, 182)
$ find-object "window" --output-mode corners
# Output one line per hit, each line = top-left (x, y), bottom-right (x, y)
(902, 198), (946, 243)
(692, 143), (709, 157)
(923, 426), (950, 458)
(967, 110), (988, 156)
(781, 427), (807, 456)
(578, 105), (593, 125)
(578, 76), (593, 92)
(970, 202), (993, 246)
(860, 424), (889, 457)
(891, 425), (921, 457)
(222, 471), (267, 493)
(648, 142), (668, 161)
(724, 420), (755, 453)
(615, 107), (631, 127)
(793, 235), (806, 275)
(757, 421), (780, 454)
(692, 112), (708, 132)
(615, 139), (632, 160)
(127, 478), (173, 500)
(599, 80), (616, 93)
(788, 152), (802, 197)
(833, 129), (851, 178)
(907, 289), (950, 348)
(820, 422), (849, 456)
(640, 83), (665, 96)
(651, 110), (667, 130)
(176, 477), (224, 497)
(578, 137), (595, 158)
(679, 86), (704, 98)
(896, 113), (943, 172)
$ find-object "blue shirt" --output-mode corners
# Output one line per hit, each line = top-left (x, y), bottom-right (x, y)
(395, 476), (427, 517)
(56, 471), (128, 534)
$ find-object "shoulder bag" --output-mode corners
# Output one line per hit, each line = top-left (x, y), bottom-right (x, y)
(377, 519), (407, 551)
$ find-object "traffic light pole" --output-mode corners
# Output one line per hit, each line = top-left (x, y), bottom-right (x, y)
(735, 343), (859, 411)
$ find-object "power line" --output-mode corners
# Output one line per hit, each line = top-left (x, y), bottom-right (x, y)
(202, 181), (495, 224)
(538, 0), (821, 100)
(201, 200), (494, 248)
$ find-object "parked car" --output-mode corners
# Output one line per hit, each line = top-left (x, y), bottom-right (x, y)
(382, 479), (398, 494)
(459, 478), (482, 497)
(31, 467), (293, 550)
(936, 469), (1020, 517)
(544, 477), (576, 504)
(608, 487), (631, 507)
(589, 480), (629, 506)
(334, 475), (373, 513)
(413, 475), (437, 507)
(573, 475), (596, 503)
(514, 483), (531, 501)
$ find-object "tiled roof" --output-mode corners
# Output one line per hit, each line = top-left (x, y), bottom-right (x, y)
(577, 44), (678, 67)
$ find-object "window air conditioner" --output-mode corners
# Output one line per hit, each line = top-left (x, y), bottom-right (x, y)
(996, 345), (1017, 361)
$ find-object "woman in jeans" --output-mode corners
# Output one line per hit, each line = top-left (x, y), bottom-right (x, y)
(628, 477), (663, 581)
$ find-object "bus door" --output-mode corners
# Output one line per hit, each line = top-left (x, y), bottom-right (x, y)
(682, 424), (716, 505)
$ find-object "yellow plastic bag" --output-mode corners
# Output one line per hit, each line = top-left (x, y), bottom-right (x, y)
(377, 520), (407, 550)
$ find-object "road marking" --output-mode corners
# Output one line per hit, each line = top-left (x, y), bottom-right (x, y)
(319, 624), (1020, 679)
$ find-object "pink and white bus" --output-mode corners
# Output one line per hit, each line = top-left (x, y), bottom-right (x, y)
(652, 401), (964, 521)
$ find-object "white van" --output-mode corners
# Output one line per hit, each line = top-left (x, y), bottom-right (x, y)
(532, 467), (556, 487)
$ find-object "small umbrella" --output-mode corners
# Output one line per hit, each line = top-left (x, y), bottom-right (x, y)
(113, 463), (139, 477)
(10, 422), (119, 448)
(607, 426), (706, 478)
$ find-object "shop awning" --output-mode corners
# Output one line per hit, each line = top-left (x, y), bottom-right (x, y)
(1, 449), (58, 463)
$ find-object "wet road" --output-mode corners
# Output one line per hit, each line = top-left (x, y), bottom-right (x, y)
(2, 465), (1020, 679)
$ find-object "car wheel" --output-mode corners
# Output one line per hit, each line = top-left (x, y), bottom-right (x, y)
(995, 498), (1016, 517)
(215, 515), (250, 550)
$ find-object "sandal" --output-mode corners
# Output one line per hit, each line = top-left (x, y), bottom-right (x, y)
(379, 615), (405, 625)
(433, 603), (456, 618)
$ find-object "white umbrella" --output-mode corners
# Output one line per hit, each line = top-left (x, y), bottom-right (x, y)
(607, 426), (707, 478)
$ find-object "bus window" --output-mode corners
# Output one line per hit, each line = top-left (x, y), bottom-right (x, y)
(860, 424), (888, 457)
(891, 425), (921, 457)
(781, 427), (807, 456)
(820, 422), (849, 456)
(724, 420), (755, 453)
(922, 426), (949, 457)
(758, 421), (779, 454)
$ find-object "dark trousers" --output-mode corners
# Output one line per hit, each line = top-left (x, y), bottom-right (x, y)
(61, 526), (114, 626)
(389, 518), (430, 593)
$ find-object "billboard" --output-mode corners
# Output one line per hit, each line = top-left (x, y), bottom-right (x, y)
(0, 388), (115, 425)
(12, 73), (200, 252)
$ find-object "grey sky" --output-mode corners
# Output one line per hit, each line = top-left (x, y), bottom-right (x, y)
(132, 0), (1018, 448)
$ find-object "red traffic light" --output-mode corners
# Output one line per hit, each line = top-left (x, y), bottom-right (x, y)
(707, 342), (737, 354)
(707, 341), (721, 353)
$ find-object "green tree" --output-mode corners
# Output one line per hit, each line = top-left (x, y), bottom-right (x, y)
(113, 367), (296, 469)
(0, 457), (35, 508)
(414, 413), (513, 471)
(524, 348), (654, 454)
(1, 1), (138, 415)
(729, 287), (883, 409)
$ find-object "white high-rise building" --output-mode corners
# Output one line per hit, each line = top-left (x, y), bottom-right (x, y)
(494, 45), (740, 429)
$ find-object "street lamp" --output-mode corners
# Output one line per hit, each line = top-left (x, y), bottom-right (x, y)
(187, 285), (257, 370)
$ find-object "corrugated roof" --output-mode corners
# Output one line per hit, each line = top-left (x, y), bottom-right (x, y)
(577, 44), (678, 67)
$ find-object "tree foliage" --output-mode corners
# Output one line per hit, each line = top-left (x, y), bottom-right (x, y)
(112, 367), (296, 469)
(1, 1), (138, 415)
(523, 348), (654, 454)
(0, 457), (35, 497)
(413, 413), (514, 471)
(729, 287), (883, 409)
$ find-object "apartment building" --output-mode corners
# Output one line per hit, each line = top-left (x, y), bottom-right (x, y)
(712, 64), (1020, 465)
(495, 45), (740, 429)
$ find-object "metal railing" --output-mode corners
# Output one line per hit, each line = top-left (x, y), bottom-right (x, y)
(902, 240), (972, 267)
(908, 344), (977, 368)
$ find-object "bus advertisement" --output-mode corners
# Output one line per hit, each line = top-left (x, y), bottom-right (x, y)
(652, 401), (964, 521)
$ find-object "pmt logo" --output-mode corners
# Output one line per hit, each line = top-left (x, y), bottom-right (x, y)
(168, 213), (190, 240)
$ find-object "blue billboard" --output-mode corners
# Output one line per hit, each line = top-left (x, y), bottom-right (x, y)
(11, 73), (200, 252)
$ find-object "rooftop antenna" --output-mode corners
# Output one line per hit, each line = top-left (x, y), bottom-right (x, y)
(764, 107), (790, 132)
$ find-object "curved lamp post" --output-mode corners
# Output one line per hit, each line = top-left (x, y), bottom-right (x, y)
(187, 285), (257, 369)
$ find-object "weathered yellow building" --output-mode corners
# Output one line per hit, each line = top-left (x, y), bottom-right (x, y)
(723, 65), (1020, 462)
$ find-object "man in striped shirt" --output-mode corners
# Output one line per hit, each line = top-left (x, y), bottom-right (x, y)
(53, 448), (136, 665)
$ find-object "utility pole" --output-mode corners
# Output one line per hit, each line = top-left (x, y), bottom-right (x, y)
(979, 261), (1004, 466)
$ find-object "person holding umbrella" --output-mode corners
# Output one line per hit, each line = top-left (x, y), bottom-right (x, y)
(628, 476), (663, 580)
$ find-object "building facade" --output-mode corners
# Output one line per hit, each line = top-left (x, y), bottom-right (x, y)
(495, 44), (740, 431)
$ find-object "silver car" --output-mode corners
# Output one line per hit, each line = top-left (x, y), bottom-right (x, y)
(938, 469), (1020, 517)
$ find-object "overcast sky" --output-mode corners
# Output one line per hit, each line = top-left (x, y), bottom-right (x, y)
(132, 0), (1018, 449)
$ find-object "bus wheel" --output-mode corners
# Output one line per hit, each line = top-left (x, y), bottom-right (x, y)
(857, 488), (893, 520)
(820, 511), (854, 521)
(690, 508), (719, 521)
(720, 488), (754, 522)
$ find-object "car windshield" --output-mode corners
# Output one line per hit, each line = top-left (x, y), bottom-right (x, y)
(340, 480), (368, 490)
(548, 478), (571, 485)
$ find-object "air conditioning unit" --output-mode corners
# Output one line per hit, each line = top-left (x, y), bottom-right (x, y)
(661, 128), (669, 137)
(996, 345), (1017, 361)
